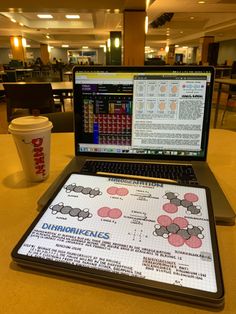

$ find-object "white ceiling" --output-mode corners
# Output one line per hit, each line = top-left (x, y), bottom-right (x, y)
(0, 0), (236, 51)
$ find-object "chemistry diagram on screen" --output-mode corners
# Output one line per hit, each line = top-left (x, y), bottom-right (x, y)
(17, 173), (217, 293)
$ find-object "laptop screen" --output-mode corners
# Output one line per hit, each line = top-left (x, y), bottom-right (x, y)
(73, 66), (214, 161)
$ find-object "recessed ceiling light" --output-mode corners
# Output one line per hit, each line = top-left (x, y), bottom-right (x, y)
(62, 44), (69, 48)
(65, 15), (80, 19)
(19, 22), (24, 26)
(37, 14), (53, 19)
(82, 46), (88, 49)
(198, 1), (205, 4)
(190, 16), (195, 19)
(10, 18), (16, 23)
(46, 35), (50, 39)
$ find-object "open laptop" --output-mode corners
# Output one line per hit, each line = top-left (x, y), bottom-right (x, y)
(38, 65), (235, 225)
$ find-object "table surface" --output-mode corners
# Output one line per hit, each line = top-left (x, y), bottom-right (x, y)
(1, 130), (236, 314)
(0, 81), (73, 91)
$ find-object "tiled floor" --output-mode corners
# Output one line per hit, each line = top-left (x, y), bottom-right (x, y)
(0, 90), (236, 134)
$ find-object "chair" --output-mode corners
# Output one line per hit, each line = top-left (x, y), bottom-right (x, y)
(41, 112), (74, 132)
(3, 83), (63, 122)
(221, 61), (236, 124)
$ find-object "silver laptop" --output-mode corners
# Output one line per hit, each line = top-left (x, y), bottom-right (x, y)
(38, 65), (235, 225)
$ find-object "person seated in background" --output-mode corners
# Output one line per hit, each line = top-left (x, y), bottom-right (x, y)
(52, 57), (58, 72)
(34, 57), (43, 71)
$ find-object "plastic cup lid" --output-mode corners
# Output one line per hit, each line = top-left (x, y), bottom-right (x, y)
(8, 116), (53, 133)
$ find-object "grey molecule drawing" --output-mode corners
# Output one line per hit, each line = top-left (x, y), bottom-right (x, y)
(50, 202), (92, 221)
(64, 183), (102, 198)
(163, 191), (202, 215)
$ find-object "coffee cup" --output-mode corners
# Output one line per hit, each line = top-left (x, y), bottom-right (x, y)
(8, 116), (53, 182)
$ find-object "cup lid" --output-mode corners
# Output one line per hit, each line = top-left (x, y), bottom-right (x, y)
(8, 116), (52, 132)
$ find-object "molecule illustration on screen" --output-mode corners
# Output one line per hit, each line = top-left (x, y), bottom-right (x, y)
(106, 186), (129, 197)
(50, 202), (92, 221)
(163, 191), (201, 215)
(153, 215), (204, 249)
(64, 183), (102, 198)
(97, 207), (122, 219)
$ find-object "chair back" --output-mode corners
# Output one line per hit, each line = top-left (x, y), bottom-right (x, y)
(42, 112), (74, 132)
(3, 83), (56, 121)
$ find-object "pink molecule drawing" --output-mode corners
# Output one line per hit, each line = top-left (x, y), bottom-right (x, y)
(168, 234), (185, 247)
(157, 215), (173, 227)
(107, 186), (118, 195)
(185, 236), (202, 249)
(109, 208), (122, 219)
(97, 207), (111, 217)
(107, 186), (129, 196)
(116, 187), (129, 196)
(153, 215), (204, 249)
(97, 207), (122, 219)
(173, 217), (189, 229)
(184, 193), (199, 203)
(163, 203), (178, 214)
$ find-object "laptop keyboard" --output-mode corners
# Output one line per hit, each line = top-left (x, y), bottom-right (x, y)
(80, 160), (198, 185)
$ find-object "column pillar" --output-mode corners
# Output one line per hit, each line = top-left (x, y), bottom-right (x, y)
(10, 36), (25, 62)
(166, 44), (175, 65)
(40, 43), (49, 65)
(123, 10), (145, 66)
(199, 36), (214, 65)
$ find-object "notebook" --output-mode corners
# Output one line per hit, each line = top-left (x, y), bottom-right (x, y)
(38, 65), (235, 225)
(13, 173), (225, 308)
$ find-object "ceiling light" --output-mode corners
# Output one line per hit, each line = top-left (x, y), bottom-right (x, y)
(37, 14), (53, 19)
(190, 16), (195, 19)
(182, 46), (188, 48)
(62, 44), (69, 48)
(82, 46), (88, 49)
(175, 45), (179, 48)
(46, 35), (50, 39)
(65, 15), (80, 19)
(114, 9), (120, 14)
(19, 22), (24, 26)
(10, 18), (16, 23)
(198, 1), (205, 3)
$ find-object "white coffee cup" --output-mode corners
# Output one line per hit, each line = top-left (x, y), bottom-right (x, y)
(8, 116), (53, 182)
